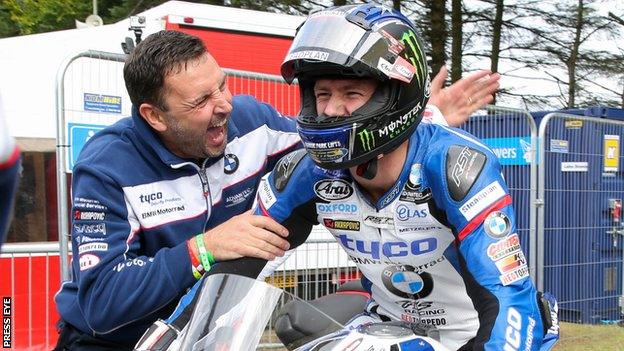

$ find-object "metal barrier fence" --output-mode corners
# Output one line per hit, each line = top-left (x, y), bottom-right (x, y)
(537, 113), (624, 349)
(461, 106), (539, 281)
(0, 243), (61, 350)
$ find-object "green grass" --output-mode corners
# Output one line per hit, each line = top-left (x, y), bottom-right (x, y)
(554, 322), (624, 351)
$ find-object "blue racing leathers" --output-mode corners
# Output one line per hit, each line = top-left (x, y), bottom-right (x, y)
(243, 123), (559, 350)
(54, 95), (300, 346)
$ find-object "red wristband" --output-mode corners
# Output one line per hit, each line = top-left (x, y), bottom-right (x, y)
(187, 239), (204, 279)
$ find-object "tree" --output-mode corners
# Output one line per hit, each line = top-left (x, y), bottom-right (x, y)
(449, 0), (462, 83)
(3, 0), (92, 35)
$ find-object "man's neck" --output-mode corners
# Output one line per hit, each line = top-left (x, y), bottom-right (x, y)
(350, 140), (409, 203)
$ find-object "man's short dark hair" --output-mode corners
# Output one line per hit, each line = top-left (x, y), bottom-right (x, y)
(123, 30), (207, 110)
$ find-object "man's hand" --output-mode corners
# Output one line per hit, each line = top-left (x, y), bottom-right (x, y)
(428, 66), (501, 127)
(201, 210), (290, 261)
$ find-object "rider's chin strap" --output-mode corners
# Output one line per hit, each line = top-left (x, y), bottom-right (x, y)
(356, 158), (378, 180)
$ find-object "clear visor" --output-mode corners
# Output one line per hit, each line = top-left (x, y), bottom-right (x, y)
(284, 12), (367, 71)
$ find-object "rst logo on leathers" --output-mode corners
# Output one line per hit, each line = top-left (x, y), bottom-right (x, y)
(314, 179), (353, 201)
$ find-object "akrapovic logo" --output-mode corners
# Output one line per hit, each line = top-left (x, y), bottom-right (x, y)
(314, 179), (353, 201)
(74, 210), (105, 221)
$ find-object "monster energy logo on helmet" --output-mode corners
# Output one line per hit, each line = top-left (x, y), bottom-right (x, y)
(400, 30), (427, 86)
(358, 129), (376, 152)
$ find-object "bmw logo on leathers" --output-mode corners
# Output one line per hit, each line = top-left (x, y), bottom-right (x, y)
(314, 179), (353, 201)
(224, 154), (239, 174)
(382, 265), (433, 299)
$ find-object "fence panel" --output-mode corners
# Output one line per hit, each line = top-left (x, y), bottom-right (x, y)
(538, 112), (624, 350)
(0, 243), (61, 350)
(460, 106), (538, 279)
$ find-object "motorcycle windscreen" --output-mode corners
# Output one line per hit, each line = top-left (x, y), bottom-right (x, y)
(177, 274), (282, 351)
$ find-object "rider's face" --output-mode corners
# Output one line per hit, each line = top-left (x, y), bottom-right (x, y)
(157, 53), (233, 159)
(314, 78), (377, 117)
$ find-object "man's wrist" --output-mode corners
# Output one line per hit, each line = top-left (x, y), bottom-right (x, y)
(186, 238), (204, 279)
(195, 234), (215, 270)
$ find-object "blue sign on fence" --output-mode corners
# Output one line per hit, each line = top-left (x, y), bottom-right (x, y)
(67, 123), (106, 171)
(84, 93), (122, 114)
(482, 137), (532, 166)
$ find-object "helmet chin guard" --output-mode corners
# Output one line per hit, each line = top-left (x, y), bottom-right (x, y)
(282, 4), (431, 170)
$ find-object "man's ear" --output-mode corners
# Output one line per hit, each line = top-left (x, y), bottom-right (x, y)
(139, 103), (167, 132)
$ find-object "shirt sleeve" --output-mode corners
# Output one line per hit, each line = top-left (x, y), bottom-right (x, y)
(423, 128), (546, 350)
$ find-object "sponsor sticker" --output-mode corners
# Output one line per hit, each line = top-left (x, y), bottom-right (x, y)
(382, 265), (433, 299)
(78, 242), (109, 254)
(363, 215), (394, 229)
(223, 154), (239, 174)
(487, 233), (521, 261)
(459, 181), (506, 220)
(286, 50), (329, 62)
(397, 225), (443, 233)
(314, 179), (353, 201)
(500, 265), (529, 285)
(73, 223), (106, 235)
(399, 188), (432, 204)
(74, 210), (105, 221)
(408, 164), (422, 188)
(141, 205), (186, 220)
(323, 218), (360, 231)
(74, 197), (107, 211)
(483, 211), (511, 238)
(495, 251), (527, 274)
(225, 187), (254, 207)
(316, 203), (358, 215)
(113, 258), (152, 272)
(308, 148), (348, 163)
(77, 235), (106, 244)
(395, 203), (428, 221)
(258, 178), (277, 209)
(79, 254), (101, 271)
(379, 183), (401, 208)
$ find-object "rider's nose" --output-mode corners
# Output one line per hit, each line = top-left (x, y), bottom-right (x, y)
(322, 96), (348, 117)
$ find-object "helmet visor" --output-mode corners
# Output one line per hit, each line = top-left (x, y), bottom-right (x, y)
(282, 11), (368, 82)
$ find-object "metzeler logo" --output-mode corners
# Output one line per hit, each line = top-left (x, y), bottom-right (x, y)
(323, 219), (360, 231)
(140, 192), (162, 203)
(314, 179), (353, 201)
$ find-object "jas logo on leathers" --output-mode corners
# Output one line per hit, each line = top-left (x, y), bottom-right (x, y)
(314, 179), (353, 201)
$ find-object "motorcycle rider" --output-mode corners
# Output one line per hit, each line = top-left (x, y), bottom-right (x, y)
(240, 4), (559, 350)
